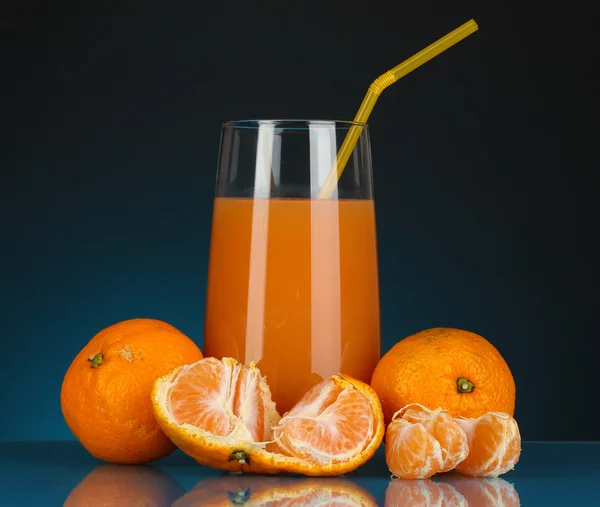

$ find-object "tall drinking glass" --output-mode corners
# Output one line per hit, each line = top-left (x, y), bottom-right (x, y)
(204, 120), (380, 414)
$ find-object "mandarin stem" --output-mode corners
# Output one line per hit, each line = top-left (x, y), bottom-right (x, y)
(457, 377), (475, 393)
(229, 450), (251, 466)
(88, 353), (104, 368)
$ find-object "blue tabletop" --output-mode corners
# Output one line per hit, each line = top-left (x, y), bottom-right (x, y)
(0, 441), (598, 506)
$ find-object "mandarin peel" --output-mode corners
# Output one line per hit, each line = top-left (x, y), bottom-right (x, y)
(61, 318), (203, 465)
(151, 360), (384, 476)
(371, 327), (516, 423)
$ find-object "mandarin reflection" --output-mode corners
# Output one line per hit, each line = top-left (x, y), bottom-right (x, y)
(63, 464), (184, 507)
(172, 475), (377, 507)
(384, 475), (520, 506)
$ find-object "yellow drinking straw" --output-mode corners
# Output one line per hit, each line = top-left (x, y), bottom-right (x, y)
(317, 19), (479, 199)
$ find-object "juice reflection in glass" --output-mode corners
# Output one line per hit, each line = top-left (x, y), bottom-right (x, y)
(204, 120), (380, 414)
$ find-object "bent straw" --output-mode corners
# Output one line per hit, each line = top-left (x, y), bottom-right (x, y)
(317, 19), (479, 199)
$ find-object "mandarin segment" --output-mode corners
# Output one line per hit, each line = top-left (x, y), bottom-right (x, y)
(60, 318), (203, 464)
(455, 412), (521, 477)
(401, 404), (469, 472)
(167, 357), (280, 442)
(385, 416), (444, 479)
(371, 328), (515, 424)
(272, 378), (375, 464)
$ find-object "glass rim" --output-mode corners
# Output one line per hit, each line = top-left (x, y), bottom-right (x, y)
(222, 119), (368, 129)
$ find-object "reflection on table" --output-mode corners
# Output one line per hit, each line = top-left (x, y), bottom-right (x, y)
(385, 474), (520, 506)
(172, 475), (377, 506)
(63, 464), (185, 507)
(62, 462), (522, 507)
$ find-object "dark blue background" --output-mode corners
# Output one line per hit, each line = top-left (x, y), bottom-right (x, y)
(1, 4), (597, 441)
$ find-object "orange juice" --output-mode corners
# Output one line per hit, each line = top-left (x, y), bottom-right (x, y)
(204, 197), (380, 413)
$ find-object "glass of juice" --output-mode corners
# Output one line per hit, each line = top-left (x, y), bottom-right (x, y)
(204, 119), (380, 414)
